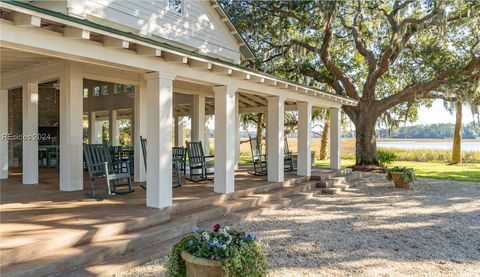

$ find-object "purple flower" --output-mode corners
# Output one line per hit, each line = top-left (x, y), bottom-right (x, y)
(213, 224), (221, 232)
(207, 242), (213, 249)
(187, 240), (193, 246)
(192, 226), (200, 233)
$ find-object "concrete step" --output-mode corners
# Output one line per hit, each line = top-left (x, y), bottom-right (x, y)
(58, 189), (323, 277)
(1, 181), (321, 277)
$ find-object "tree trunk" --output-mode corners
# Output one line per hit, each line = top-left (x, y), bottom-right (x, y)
(353, 116), (379, 165)
(256, 113), (264, 145)
(451, 101), (462, 164)
(319, 121), (329, 160)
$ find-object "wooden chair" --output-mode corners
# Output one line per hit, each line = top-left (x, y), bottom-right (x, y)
(185, 141), (214, 182)
(83, 143), (134, 198)
(248, 136), (267, 175)
(284, 136), (297, 171)
(140, 136), (147, 171)
(172, 147), (186, 187)
(140, 136), (184, 188)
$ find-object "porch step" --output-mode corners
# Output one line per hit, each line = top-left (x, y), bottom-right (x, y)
(0, 208), (172, 267)
(0, 177), (309, 268)
(56, 189), (324, 277)
(318, 176), (364, 195)
(1, 179), (327, 277)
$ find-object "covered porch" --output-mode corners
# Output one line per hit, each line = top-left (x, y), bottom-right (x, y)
(0, 2), (357, 211)
(0, 165), (348, 265)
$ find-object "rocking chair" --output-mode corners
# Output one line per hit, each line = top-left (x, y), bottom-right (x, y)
(185, 141), (214, 182)
(83, 143), (134, 198)
(248, 136), (267, 175)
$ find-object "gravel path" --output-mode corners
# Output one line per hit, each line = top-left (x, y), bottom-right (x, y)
(118, 174), (480, 277)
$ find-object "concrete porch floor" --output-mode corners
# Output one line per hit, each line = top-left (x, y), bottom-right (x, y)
(0, 165), (343, 261)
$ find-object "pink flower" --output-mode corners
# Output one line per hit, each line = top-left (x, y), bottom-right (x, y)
(211, 255), (216, 260)
(213, 224), (221, 232)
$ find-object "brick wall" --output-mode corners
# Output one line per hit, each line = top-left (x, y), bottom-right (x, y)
(7, 82), (59, 169)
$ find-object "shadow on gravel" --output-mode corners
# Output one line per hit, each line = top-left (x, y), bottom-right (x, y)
(245, 177), (480, 270)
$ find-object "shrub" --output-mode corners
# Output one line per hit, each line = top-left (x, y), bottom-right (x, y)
(378, 148), (480, 163)
(386, 166), (416, 183)
(166, 225), (267, 277)
(377, 150), (397, 167)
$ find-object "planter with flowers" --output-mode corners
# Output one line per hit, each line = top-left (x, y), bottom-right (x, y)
(386, 166), (416, 189)
(166, 224), (267, 277)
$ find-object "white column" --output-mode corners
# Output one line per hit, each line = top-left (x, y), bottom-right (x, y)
(234, 95), (240, 169)
(330, 107), (341, 169)
(134, 79), (147, 182)
(60, 62), (83, 191)
(297, 102), (312, 176)
(191, 94), (205, 145)
(109, 110), (119, 146)
(179, 118), (184, 147)
(267, 96), (285, 182)
(88, 111), (97, 143)
(174, 116), (184, 147)
(204, 116), (210, 155)
(94, 120), (103, 144)
(22, 82), (39, 184)
(213, 85), (237, 194)
(0, 90), (8, 179)
(145, 72), (175, 209)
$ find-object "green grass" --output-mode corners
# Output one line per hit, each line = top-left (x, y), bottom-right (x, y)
(315, 159), (480, 182)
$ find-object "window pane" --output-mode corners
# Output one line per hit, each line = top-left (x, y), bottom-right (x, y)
(114, 84), (122, 94)
(168, 0), (182, 14)
(83, 88), (89, 98)
(124, 85), (134, 94)
(93, 86), (100, 96)
(102, 85), (109, 96)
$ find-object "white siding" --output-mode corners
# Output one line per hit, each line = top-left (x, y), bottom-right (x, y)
(77, 0), (241, 63)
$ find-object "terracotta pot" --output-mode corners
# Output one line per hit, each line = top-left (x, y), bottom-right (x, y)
(181, 251), (225, 277)
(390, 172), (410, 189)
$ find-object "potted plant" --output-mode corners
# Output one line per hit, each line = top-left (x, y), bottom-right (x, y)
(386, 166), (416, 189)
(166, 224), (267, 277)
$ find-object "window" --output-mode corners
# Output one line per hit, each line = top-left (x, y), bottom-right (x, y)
(93, 86), (100, 96)
(124, 84), (134, 94)
(166, 0), (183, 15)
(114, 84), (122, 94)
(101, 85), (109, 96)
(83, 88), (89, 98)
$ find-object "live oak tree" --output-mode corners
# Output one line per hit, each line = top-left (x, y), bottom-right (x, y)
(224, 0), (480, 165)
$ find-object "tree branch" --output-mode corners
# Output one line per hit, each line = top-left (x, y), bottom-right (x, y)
(319, 5), (359, 100)
(376, 56), (480, 113)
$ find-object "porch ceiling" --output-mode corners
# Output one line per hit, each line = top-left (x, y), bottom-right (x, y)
(0, 47), (60, 75)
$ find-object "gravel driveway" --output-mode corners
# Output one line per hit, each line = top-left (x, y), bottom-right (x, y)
(118, 174), (480, 277)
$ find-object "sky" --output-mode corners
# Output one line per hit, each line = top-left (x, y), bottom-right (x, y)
(413, 100), (475, 125)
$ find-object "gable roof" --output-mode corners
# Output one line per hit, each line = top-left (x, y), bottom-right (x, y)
(209, 1), (256, 60)
(0, 0), (357, 107)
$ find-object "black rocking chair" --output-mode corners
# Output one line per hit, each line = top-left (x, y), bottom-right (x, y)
(185, 141), (214, 182)
(248, 136), (267, 175)
(83, 143), (134, 198)
(140, 136), (184, 188)
(284, 137), (297, 171)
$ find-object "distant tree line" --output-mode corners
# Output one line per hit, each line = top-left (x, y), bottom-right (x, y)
(372, 123), (479, 139)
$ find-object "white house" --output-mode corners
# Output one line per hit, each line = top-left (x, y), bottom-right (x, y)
(0, 0), (357, 210)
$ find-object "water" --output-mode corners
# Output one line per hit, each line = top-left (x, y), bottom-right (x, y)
(377, 140), (480, 152)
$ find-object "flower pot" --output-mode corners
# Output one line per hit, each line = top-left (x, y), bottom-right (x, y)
(181, 251), (225, 277)
(390, 172), (410, 189)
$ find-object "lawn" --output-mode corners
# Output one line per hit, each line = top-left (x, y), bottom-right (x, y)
(315, 159), (480, 182)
